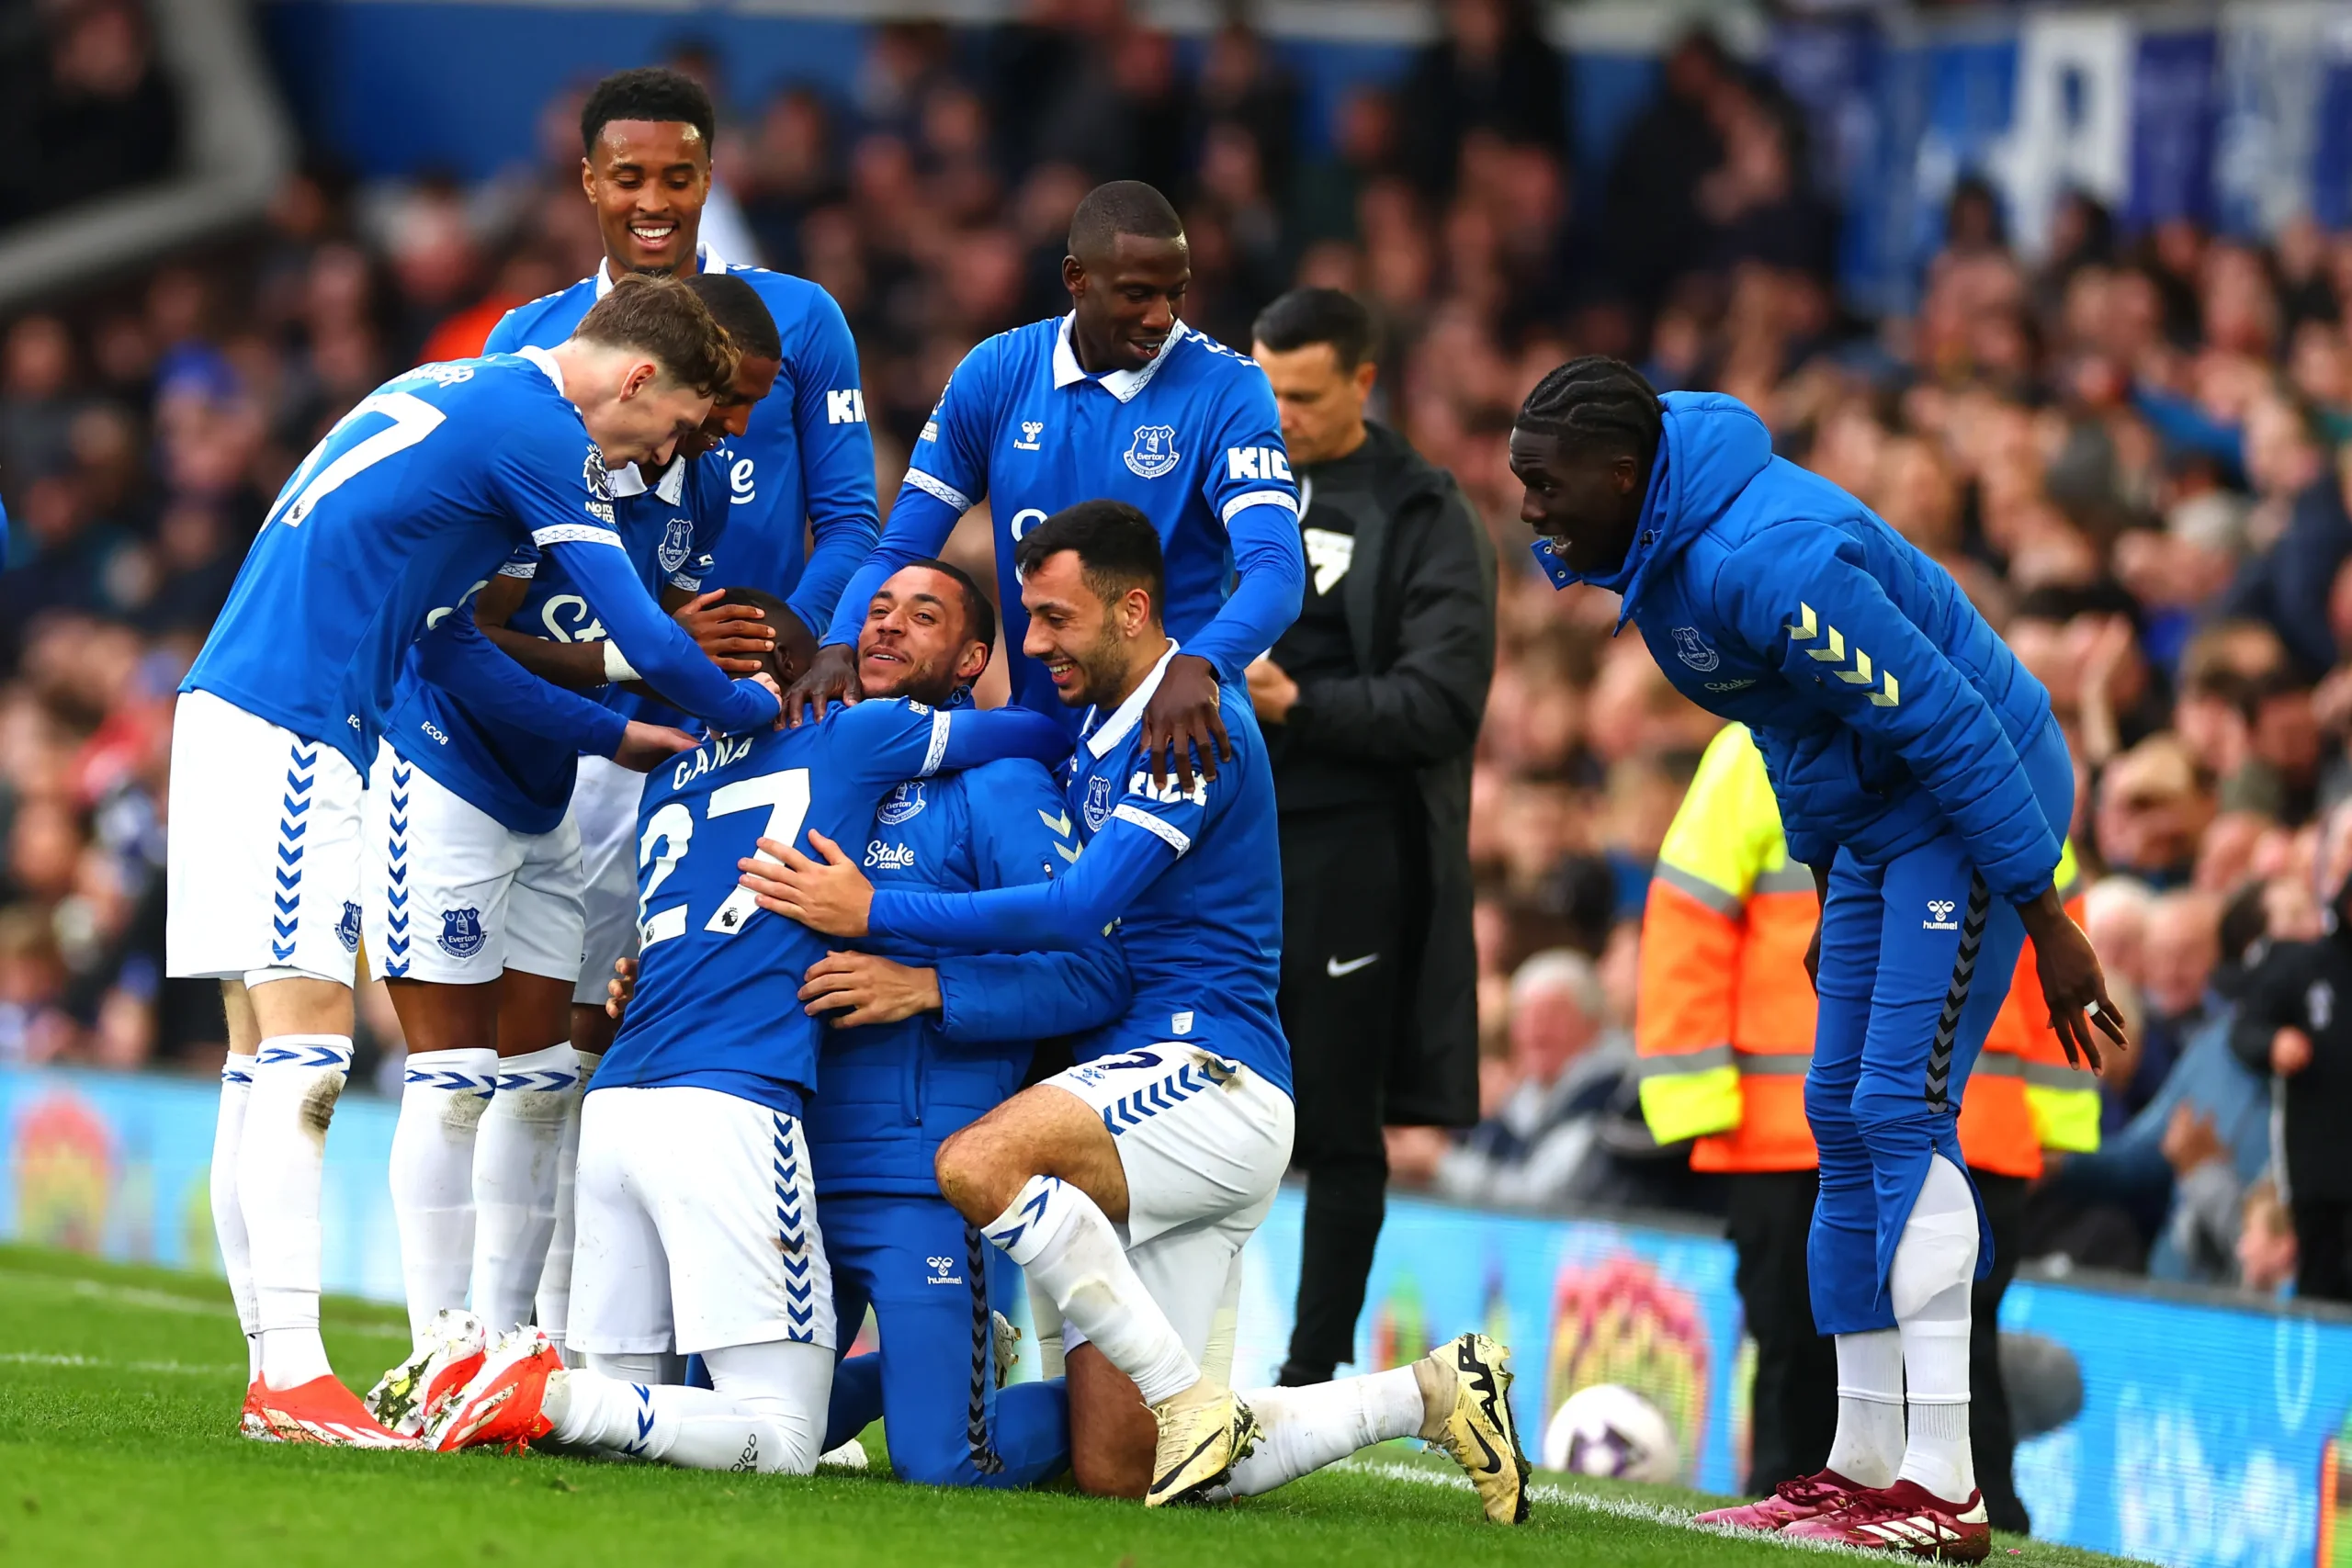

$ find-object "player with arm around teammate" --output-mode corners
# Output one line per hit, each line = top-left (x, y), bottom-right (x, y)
(357, 273), (790, 1434)
(484, 65), (878, 1082)
(174, 274), (779, 1446)
(426, 596), (1072, 1472)
(744, 502), (1530, 1519)
(1508, 358), (2122, 1558)
(786, 180), (1305, 792)
(797, 559), (1125, 1488)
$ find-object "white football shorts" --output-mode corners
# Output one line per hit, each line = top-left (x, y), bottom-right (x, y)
(358, 741), (584, 986)
(1042, 1045), (1294, 1369)
(571, 1085), (835, 1358)
(165, 689), (365, 986)
(570, 754), (649, 1007)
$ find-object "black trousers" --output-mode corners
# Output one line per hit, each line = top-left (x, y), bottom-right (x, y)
(1276, 803), (1422, 1380)
(1725, 1167), (2030, 1534)
(2290, 1193), (2352, 1303)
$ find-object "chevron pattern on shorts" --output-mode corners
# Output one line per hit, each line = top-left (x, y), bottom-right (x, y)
(1783, 602), (1901, 707)
(383, 758), (413, 978)
(774, 1114), (817, 1344)
(1098, 1052), (1239, 1136)
(270, 741), (320, 963)
(1925, 874), (1991, 1110)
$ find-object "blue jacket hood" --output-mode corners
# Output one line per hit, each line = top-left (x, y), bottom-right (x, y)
(1566, 392), (1775, 626)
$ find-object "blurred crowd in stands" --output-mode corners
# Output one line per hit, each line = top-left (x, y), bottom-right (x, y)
(0, 0), (179, 229)
(6, 0), (2351, 1298)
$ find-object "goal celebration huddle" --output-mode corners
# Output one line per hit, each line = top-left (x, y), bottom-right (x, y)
(166, 65), (2118, 1557)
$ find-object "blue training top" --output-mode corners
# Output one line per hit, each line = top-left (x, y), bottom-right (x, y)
(1533, 390), (2061, 903)
(807, 745), (1129, 1199)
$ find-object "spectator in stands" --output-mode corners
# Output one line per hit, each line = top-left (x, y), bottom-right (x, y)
(2236, 1179), (2300, 1298)
(1396, 0), (1568, 202)
(1396, 949), (1634, 1211)
(2233, 803), (2352, 1301)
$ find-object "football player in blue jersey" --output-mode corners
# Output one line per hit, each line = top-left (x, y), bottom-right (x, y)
(481, 64), (878, 1086)
(787, 181), (1306, 792)
(793, 558), (1125, 1488)
(356, 275), (788, 1435)
(171, 274), (782, 1446)
(426, 598), (1074, 1474)
(1507, 358), (2121, 1555)
(743, 503), (1528, 1520)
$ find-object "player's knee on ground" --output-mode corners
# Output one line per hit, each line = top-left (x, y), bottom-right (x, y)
(1067, 1346), (1153, 1499)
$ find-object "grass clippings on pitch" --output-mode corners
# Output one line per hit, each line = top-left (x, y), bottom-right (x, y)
(0, 1244), (2145, 1568)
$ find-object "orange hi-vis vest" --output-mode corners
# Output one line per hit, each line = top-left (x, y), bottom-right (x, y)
(1635, 724), (2099, 1179)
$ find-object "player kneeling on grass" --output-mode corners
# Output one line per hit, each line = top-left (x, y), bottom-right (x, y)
(741, 502), (1530, 1520)
(427, 596), (1070, 1470)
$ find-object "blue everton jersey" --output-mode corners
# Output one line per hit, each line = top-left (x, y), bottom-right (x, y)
(865, 644), (1291, 1093)
(595, 699), (1073, 1116)
(380, 458), (721, 834)
(183, 352), (623, 775)
(823, 315), (1305, 716)
(486, 246), (878, 635)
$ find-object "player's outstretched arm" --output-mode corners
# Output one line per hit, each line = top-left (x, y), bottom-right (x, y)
(412, 609), (629, 754)
(932, 766), (1132, 1043)
(546, 534), (778, 733)
(743, 815), (1173, 953)
(781, 289), (881, 637)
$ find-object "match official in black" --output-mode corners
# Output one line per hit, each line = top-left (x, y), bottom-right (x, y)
(1248, 288), (1497, 1387)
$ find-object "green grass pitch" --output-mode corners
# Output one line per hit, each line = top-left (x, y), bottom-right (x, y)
(0, 1244), (2143, 1567)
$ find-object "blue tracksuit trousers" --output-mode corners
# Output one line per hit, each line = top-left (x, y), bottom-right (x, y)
(1804, 716), (2074, 1336)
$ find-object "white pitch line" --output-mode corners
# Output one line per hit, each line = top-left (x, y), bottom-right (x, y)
(1340, 1459), (1891, 1557)
(0, 1352), (243, 1376)
(0, 1269), (408, 1337)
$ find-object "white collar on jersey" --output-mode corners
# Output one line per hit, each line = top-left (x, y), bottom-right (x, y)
(514, 350), (686, 506)
(518, 344), (564, 393)
(594, 242), (730, 298)
(1083, 638), (1182, 759)
(1051, 312), (1185, 404)
(605, 457), (689, 504)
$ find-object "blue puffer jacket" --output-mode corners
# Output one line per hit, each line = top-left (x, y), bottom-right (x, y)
(1543, 392), (2061, 903)
(804, 754), (1130, 1199)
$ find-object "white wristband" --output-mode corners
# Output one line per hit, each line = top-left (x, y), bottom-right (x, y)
(602, 640), (640, 683)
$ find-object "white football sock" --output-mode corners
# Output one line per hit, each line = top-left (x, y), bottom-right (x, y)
(536, 1048), (596, 1363)
(1826, 1328), (1905, 1488)
(555, 1341), (831, 1472)
(210, 1054), (260, 1382)
(1893, 1152), (1978, 1503)
(1225, 1369), (1425, 1496)
(239, 1033), (351, 1390)
(1025, 1271), (1065, 1380)
(983, 1175), (1197, 1404)
(471, 1043), (577, 1333)
(387, 1046), (494, 1341)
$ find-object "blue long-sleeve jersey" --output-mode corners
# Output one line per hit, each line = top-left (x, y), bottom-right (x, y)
(181, 350), (775, 777)
(598, 698), (1072, 1118)
(383, 457), (720, 834)
(1532, 391), (2061, 903)
(485, 245), (879, 637)
(808, 748), (1129, 1199)
(863, 642), (1291, 1094)
(822, 315), (1306, 719)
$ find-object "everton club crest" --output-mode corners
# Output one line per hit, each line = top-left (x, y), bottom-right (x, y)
(658, 517), (694, 573)
(1669, 626), (1720, 672)
(1083, 773), (1116, 832)
(438, 907), (487, 958)
(1124, 424), (1180, 479)
(877, 781), (927, 826)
